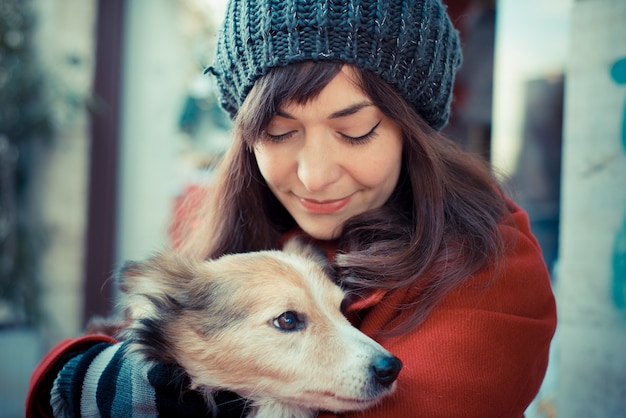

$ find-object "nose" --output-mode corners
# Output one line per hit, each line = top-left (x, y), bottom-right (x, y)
(371, 355), (403, 386)
(297, 133), (341, 192)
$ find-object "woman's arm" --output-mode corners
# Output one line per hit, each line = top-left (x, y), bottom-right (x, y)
(26, 336), (247, 417)
(26, 335), (116, 418)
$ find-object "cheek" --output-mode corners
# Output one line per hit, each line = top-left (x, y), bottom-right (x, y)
(254, 146), (288, 187)
(353, 121), (404, 188)
(353, 147), (403, 190)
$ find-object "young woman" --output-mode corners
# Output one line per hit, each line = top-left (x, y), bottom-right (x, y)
(27, 0), (557, 417)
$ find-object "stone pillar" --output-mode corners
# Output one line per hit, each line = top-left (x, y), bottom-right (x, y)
(116, 0), (189, 263)
(33, 0), (96, 346)
(557, 0), (626, 416)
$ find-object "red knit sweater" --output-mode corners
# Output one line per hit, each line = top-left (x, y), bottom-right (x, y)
(27, 202), (556, 417)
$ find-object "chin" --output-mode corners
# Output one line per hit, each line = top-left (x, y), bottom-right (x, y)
(299, 222), (343, 241)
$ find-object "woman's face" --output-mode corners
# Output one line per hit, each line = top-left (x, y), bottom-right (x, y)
(253, 66), (404, 240)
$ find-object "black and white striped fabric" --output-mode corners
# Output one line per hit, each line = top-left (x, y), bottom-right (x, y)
(50, 342), (248, 417)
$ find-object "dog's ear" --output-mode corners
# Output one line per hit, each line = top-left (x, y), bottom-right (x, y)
(117, 252), (194, 320)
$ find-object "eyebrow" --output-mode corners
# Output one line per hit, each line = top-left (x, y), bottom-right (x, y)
(276, 101), (374, 120)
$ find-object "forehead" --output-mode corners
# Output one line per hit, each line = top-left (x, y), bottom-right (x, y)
(279, 66), (368, 110)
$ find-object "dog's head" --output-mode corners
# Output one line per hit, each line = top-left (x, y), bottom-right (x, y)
(117, 238), (401, 413)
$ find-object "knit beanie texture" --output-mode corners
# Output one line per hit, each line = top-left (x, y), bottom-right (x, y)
(207, 0), (462, 131)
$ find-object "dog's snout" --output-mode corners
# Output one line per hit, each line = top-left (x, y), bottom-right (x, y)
(371, 355), (402, 386)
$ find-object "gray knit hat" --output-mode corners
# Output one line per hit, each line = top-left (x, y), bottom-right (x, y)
(206, 0), (462, 131)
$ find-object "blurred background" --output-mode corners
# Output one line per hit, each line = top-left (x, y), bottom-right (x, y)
(1, 0), (625, 417)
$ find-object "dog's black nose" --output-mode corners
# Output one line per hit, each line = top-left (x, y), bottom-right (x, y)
(371, 355), (403, 386)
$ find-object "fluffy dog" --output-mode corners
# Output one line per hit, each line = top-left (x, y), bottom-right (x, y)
(117, 239), (402, 418)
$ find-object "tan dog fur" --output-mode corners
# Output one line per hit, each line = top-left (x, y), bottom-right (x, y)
(117, 239), (401, 418)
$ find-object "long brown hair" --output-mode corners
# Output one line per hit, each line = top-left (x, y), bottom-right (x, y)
(179, 61), (509, 334)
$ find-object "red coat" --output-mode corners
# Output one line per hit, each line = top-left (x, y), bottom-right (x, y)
(319, 202), (557, 417)
(27, 202), (556, 417)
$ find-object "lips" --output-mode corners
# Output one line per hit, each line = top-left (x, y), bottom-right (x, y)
(297, 195), (352, 214)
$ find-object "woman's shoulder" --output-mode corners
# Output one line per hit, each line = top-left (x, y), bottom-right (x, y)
(444, 198), (554, 317)
(360, 198), (556, 337)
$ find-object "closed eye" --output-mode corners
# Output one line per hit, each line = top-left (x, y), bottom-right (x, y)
(263, 130), (296, 143)
(339, 120), (381, 145)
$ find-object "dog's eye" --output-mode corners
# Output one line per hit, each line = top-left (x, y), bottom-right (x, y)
(273, 311), (303, 331)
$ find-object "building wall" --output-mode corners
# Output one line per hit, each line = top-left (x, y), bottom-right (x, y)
(557, 0), (626, 415)
(33, 0), (96, 348)
(0, 1), (96, 416)
(115, 0), (188, 266)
